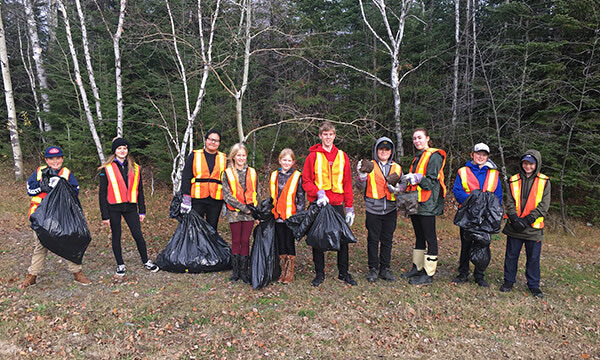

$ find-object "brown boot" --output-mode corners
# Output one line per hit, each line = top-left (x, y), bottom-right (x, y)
(283, 255), (296, 284)
(20, 274), (37, 289)
(277, 255), (288, 282)
(73, 271), (91, 286)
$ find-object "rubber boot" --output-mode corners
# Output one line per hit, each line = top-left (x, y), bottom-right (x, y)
(409, 255), (437, 285)
(283, 255), (296, 284)
(277, 255), (287, 282)
(401, 249), (425, 278)
(240, 255), (251, 284)
(229, 255), (240, 282)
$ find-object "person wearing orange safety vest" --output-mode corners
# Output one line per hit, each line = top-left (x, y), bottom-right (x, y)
(401, 128), (447, 286)
(222, 143), (258, 284)
(180, 129), (227, 231)
(20, 146), (91, 289)
(451, 143), (503, 288)
(500, 150), (550, 298)
(99, 138), (159, 279)
(302, 121), (356, 287)
(356, 137), (403, 283)
(270, 148), (305, 284)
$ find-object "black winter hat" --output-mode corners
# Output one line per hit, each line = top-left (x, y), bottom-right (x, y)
(111, 137), (130, 153)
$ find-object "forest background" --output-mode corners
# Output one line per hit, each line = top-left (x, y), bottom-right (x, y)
(0, 0), (598, 226)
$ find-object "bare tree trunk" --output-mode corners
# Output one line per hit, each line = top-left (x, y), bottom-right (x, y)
(17, 23), (45, 141)
(23, 0), (51, 132)
(57, 0), (105, 163)
(48, 0), (58, 43)
(0, 7), (24, 180)
(451, 0), (459, 126)
(235, 0), (251, 143)
(113, 0), (127, 136)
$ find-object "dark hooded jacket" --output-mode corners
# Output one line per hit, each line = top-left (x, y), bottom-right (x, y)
(502, 150), (551, 241)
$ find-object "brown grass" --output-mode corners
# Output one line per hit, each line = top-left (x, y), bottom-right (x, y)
(0, 162), (598, 359)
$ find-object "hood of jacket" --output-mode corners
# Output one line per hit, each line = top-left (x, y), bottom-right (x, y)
(309, 143), (338, 154)
(373, 136), (395, 163)
(520, 149), (542, 178)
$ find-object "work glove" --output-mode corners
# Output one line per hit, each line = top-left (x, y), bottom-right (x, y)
(48, 176), (60, 188)
(316, 190), (329, 207)
(345, 207), (355, 226)
(356, 159), (370, 181)
(180, 194), (192, 214)
(525, 214), (537, 225)
(512, 218), (528, 233)
(508, 214), (519, 223)
(388, 183), (406, 194)
(405, 173), (424, 185)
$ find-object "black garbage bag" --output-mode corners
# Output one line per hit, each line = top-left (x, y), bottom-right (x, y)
(285, 202), (320, 240)
(29, 178), (91, 265)
(464, 230), (492, 270)
(250, 218), (280, 289)
(305, 204), (357, 252)
(155, 210), (232, 273)
(169, 190), (184, 221)
(247, 198), (274, 222)
(454, 190), (503, 233)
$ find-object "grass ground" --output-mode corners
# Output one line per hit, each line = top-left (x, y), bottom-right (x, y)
(0, 164), (598, 359)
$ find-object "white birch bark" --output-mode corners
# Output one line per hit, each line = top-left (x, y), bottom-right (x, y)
(17, 24), (45, 140)
(23, 0), (51, 131)
(0, 7), (24, 180)
(451, 0), (459, 126)
(74, 0), (104, 126)
(235, 0), (251, 142)
(113, 0), (127, 136)
(48, 0), (58, 43)
(57, 0), (105, 163)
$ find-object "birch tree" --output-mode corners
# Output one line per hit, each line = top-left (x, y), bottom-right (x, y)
(0, 6), (24, 180)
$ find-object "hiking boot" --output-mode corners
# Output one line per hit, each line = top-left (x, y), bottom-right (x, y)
(409, 273), (433, 286)
(475, 278), (489, 288)
(144, 261), (160, 273)
(20, 274), (37, 289)
(73, 271), (91, 286)
(499, 281), (513, 292)
(115, 264), (126, 277)
(451, 273), (468, 284)
(366, 268), (378, 283)
(378, 268), (397, 282)
(529, 287), (544, 298)
(338, 273), (357, 286)
(311, 273), (325, 287)
(401, 264), (424, 279)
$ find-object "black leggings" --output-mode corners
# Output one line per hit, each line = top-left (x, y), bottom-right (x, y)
(109, 209), (148, 265)
(410, 215), (438, 255)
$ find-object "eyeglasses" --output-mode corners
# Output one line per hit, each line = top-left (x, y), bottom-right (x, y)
(206, 138), (220, 143)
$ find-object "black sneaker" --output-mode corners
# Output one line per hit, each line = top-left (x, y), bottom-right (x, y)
(115, 264), (126, 277)
(338, 273), (357, 286)
(529, 287), (544, 298)
(366, 268), (378, 283)
(401, 264), (424, 278)
(499, 281), (513, 292)
(144, 261), (160, 273)
(475, 278), (489, 288)
(378, 268), (397, 282)
(311, 273), (325, 287)
(451, 273), (468, 284)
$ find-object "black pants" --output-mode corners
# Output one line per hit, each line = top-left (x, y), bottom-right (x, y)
(109, 209), (148, 265)
(457, 227), (485, 280)
(410, 214), (438, 255)
(276, 222), (295, 256)
(192, 197), (223, 231)
(366, 210), (397, 270)
(503, 236), (542, 288)
(312, 204), (349, 275)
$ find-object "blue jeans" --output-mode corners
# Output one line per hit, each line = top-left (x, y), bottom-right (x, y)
(503, 236), (542, 289)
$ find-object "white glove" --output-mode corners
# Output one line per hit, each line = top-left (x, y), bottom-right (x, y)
(345, 207), (355, 226)
(316, 190), (329, 207)
(356, 160), (368, 180)
(405, 173), (424, 185)
(48, 176), (60, 188)
(180, 194), (192, 214)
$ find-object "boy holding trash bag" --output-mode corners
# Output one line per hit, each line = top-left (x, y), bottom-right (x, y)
(20, 146), (92, 289)
(302, 121), (356, 287)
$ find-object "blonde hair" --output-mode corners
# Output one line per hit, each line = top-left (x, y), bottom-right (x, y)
(98, 153), (137, 172)
(228, 143), (248, 167)
(319, 121), (336, 135)
(278, 148), (296, 162)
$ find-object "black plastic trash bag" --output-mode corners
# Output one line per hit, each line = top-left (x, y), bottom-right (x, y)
(454, 190), (503, 233)
(29, 178), (91, 265)
(250, 218), (280, 289)
(464, 230), (491, 270)
(305, 204), (357, 252)
(155, 210), (232, 273)
(285, 202), (320, 240)
(169, 190), (184, 221)
(247, 198), (275, 222)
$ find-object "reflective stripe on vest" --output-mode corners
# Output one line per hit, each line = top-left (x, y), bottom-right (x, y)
(458, 167), (498, 194)
(313, 150), (345, 194)
(191, 150), (227, 200)
(225, 167), (258, 211)
(406, 148), (447, 202)
(509, 173), (549, 229)
(270, 170), (301, 220)
(105, 162), (141, 204)
(29, 166), (71, 217)
(366, 161), (402, 201)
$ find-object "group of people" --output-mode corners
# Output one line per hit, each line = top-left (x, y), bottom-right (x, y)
(20, 122), (551, 298)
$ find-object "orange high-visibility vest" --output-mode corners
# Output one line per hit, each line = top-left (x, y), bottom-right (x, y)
(313, 150), (345, 194)
(105, 162), (141, 205)
(191, 150), (227, 200)
(28, 166), (72, 218)
(270, 170), (301, 220)
(458, 167), (499, 194)
(406, 148), (447, 202)
(366, 161), (402, 201)
(224, 167), (257, 211)
(509, 173), (549, 229)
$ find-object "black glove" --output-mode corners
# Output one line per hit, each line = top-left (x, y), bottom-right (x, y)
(525, 214), (537, 225)
(508, 214), (519, 223)
(39, 177), (52, 193)
(512, 218), (528, 233)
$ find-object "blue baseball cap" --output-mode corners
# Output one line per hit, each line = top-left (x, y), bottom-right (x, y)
(520, 154), (536, 164)
(44, 146), (64, 158)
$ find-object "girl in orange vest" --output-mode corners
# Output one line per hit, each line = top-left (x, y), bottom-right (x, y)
(270, 149), (305, 283)
(222, 143), (258, 284)
(401, 128), (447, 285)
(99, 138), (159, 279)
